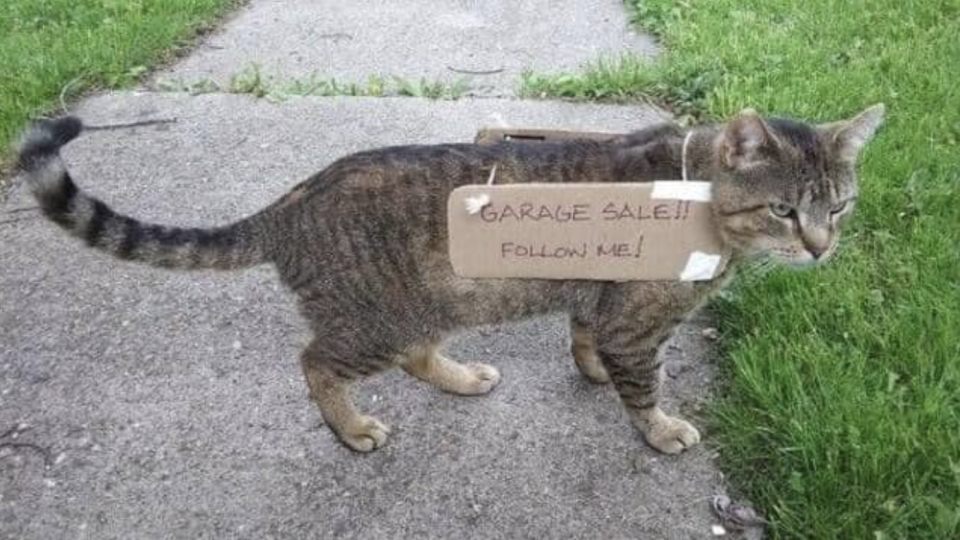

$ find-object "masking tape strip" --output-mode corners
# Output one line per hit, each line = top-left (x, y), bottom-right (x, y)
(679, 251), (723, 281)
(650, 181), (713, 202)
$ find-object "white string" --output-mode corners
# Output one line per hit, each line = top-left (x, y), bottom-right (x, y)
(465, 165), (497, 214)
(681, 130), (694, 182)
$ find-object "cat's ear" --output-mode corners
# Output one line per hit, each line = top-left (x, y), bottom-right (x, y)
(720, 108), (780, 170)
(821, 103), (886, 162)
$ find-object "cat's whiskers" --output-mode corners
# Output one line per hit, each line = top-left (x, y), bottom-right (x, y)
(739, 253), (777, 280)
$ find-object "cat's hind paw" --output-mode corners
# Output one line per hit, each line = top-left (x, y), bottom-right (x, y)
(338, 415), (390, 453)
(455, 362), (502, 395)
(574, 352), (611, 384)
(403, 351), (501, 396)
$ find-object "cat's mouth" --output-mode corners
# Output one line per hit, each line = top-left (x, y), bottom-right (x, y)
(768, 244), (837, 267)
(728, 232), (837, 267)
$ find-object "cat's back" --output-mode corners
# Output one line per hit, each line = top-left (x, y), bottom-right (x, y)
(314, 138), (615, 198)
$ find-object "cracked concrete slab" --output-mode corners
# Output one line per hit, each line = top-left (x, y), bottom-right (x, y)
(159, 0), (658, 96)
(0, 93), (741, 539)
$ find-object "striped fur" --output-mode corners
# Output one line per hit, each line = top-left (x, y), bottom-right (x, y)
(15, 106), (882, 453)
(16, 117), (269, 270)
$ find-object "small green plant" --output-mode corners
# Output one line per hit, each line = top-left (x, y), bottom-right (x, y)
(283, 74), (387, 97)
(156, 67), (468, 101)
(364, 74), (386, 97)
(155, 77), (221, 95)
(393, 76), (467, 99)
(228, 64), (271, 98)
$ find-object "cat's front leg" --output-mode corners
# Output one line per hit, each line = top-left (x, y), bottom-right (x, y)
(598, 344), (700, 454)
(592, 286), (702, 454)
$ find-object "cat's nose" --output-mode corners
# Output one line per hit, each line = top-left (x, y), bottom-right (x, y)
(801, 227), (830, 260)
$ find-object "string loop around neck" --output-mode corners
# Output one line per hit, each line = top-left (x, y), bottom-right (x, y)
(681, 130), (694, 182)
(486, 164), (498, 185)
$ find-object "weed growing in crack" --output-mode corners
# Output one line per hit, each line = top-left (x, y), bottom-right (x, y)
(155, 67), (468, 101)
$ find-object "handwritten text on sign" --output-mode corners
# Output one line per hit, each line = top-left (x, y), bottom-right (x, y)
(447, 183), (729, 281)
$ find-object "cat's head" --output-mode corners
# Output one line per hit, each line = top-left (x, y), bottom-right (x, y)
(710, 104), (885, 266)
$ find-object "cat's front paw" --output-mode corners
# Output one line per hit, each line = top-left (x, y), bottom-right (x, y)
(637, 410), (701, 454)
(338, 415), (390, 453)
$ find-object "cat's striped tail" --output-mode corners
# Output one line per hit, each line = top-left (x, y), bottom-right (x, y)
(15, 116), (270, 270)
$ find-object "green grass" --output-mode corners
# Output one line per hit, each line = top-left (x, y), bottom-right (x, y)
(528, 1), (960, 538)
(156, 65), (469, 101)
(1, 0), (239, 162)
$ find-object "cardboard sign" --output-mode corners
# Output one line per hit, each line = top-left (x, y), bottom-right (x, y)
(447, 182), (730, 282)
(474, 127), (621, 145)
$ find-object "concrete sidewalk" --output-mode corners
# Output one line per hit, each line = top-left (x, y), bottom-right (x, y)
(160, 0), (657, 96)
(1, 1), (750, 538)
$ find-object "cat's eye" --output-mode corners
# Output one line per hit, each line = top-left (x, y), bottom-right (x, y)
(830, 200), (849, 214)
(769, 203), (794, 218)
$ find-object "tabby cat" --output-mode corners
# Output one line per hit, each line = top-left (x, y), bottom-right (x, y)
(15, 105), (884, 453)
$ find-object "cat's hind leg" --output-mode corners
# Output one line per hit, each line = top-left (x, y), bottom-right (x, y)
(401, 342), (500, 396)
(570, 318), (611, 384)
(300, 339), (392, 452)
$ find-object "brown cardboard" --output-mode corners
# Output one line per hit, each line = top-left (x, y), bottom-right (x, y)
(474, 127), (621, 145)
(448, 183), (729, 282)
